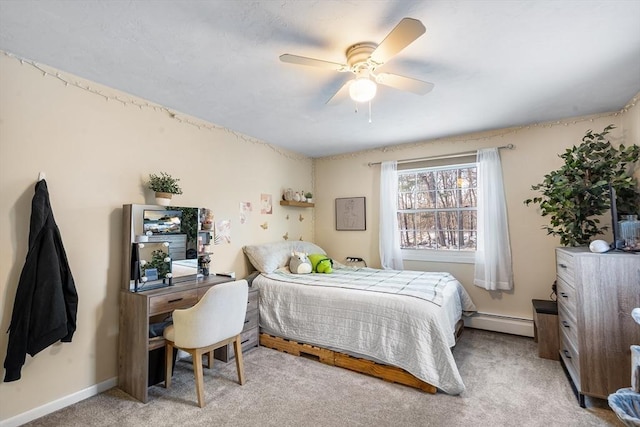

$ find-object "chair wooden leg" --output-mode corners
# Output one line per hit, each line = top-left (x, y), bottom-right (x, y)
(165, 342), (174, 389)
(233, 335), (245, 385)
(193, 349), (205, 408)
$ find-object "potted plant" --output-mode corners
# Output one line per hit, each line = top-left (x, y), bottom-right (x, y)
(524, 124), (639, 246)
(304, 192), (313, 203)
(147, 172), (183, 206)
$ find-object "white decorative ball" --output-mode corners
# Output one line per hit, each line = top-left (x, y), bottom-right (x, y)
(589, 239), (610, 253)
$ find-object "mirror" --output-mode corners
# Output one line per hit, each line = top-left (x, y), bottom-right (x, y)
(127, 204), (212, 291)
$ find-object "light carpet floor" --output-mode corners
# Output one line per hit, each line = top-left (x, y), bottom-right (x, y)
(24, 329), (623, 426)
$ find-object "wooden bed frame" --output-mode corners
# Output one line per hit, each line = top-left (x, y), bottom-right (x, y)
(259, 318), (464, 393)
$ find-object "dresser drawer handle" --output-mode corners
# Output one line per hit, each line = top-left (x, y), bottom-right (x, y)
(560, 292), (568, 298)
(563, 349), (572, 359)
(168, 298), (183, 303)
(561, 320), (570, 328)
(241, 338), (250, 345)
(244, 319), (250, 324)
(558, 263), (568, 269)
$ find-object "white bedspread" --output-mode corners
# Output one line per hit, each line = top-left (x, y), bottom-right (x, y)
(253, 267), (477, 395)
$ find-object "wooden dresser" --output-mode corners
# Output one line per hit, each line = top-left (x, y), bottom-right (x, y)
(555, 247), (640, 406)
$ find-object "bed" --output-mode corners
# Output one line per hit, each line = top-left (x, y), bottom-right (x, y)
(243, 241), (477, 395)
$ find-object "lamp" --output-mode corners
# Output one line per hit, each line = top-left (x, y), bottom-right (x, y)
(349, 76), (377, 103)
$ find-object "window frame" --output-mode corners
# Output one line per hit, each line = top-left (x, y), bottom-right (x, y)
(397, 162), (478, 264)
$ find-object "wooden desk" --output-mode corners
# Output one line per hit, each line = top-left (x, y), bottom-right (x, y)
(118, 275), (233, 403)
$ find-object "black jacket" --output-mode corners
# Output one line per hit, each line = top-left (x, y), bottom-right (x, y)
(3, 180), (78, 382)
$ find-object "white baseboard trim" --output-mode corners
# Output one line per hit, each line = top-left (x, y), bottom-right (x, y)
(464, 312), (534, 337)
(0, 376), (118, 427)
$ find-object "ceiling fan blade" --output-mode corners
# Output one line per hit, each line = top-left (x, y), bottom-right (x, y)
(370, 18), (426, 65)
(280, 54), (346, 71)
(376, 73), (434, 95)
(326, 80), (352, 105)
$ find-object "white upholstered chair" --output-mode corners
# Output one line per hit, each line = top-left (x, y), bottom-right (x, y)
(163, 279), (249, 407)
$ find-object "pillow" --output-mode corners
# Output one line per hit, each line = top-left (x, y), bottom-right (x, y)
(243, 241), (326, 273)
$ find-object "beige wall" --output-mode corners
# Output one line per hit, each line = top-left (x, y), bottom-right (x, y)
(314, 98), (639, 321)
(0, 54), (312, 422)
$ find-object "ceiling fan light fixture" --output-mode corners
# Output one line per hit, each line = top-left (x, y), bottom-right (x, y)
(349, 77), (377, 103)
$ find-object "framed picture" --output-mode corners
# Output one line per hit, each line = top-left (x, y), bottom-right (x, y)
(335, 197), (366, 231)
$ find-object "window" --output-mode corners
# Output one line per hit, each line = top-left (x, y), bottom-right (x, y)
(397, 163), (477, 263)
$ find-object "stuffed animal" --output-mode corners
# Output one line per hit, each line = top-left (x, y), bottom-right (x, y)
(308, 253), (333, 274)
(289, 251), (312, 274)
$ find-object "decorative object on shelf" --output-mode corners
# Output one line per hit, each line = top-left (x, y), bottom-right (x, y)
(305, 192), (313, 203)
(198, 254), (211, 276)
(335, 197), (366, 231)
(201, 208), (214, 230)
(588, 239), (610, 253)
(293, 192), (301, 202)
(619, 214), (640, 251)
(284, 188), (294, 201)
(147, 172), (183, 206)
(524, 125), (640, 246)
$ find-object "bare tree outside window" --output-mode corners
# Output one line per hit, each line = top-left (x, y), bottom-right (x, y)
(398, 164), (477, 251)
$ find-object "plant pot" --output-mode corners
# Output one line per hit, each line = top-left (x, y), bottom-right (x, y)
(155, 192), (173, 206)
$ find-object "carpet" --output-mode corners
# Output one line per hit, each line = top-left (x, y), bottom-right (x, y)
(23, 329), (621, 426)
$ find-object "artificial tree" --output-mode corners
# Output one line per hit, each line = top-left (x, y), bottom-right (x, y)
(524, 124), (639, 246)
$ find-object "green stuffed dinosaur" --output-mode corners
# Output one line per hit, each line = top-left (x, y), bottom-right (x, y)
(308, 253), (333, 273)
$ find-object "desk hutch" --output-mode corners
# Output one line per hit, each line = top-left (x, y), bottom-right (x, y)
(118, 204), (258, 403)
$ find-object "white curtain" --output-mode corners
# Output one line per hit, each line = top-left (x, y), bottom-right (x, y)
(379, 161), (404, 270)
(474, 148), (513, 291)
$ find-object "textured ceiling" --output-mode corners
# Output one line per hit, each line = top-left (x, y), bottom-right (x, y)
(1, 0), (639, 157)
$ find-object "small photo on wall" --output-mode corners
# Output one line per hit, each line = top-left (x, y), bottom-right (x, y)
(214, 220), (231, 244)
(240, 201), (252, 224)
(261, 193), (272, 214)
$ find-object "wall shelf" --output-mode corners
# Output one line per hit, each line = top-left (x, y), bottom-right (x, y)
(280, 200), (314, 208)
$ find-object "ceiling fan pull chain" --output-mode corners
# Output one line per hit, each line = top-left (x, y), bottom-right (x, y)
(368, 101), (372, 123)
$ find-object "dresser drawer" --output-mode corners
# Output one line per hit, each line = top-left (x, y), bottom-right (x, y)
(556, 277), (576, 318)
(557, 302), (578, 348)
(149, 289), (198, 316)
(555, 250), (575, 285)
(235, 327), (259, 356)
(213, 326), (259, 362)
(247, 289), (259, 312)
(243, 309), (258, 332)
(560, 327), (581, 387)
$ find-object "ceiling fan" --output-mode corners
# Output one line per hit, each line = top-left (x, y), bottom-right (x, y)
(280, 17), (434, 105)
